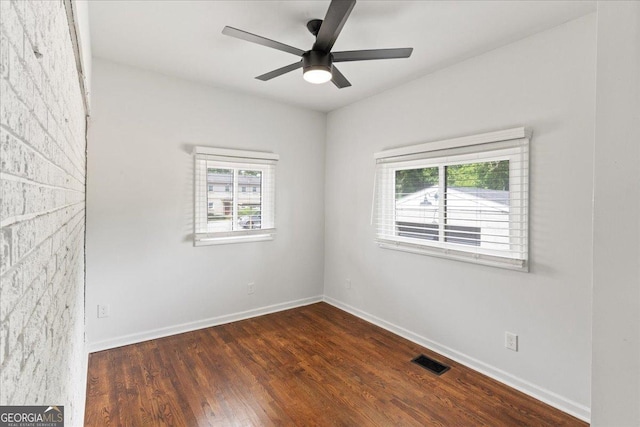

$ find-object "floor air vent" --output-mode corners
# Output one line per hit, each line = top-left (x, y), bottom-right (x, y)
(412, 354), (450, 375)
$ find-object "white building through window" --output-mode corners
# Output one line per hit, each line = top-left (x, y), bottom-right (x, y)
(373, 128), (530, 270)
(194, 146), (278, 245)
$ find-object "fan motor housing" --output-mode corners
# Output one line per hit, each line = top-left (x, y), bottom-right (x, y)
(302, 51), (333, 73)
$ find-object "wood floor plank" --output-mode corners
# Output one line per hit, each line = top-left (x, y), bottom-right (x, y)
(85, 302), (588, 426)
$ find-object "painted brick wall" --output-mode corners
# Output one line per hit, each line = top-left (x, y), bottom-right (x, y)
(0, 0), (87, 424)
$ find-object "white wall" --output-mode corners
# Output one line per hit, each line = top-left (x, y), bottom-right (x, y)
(324, 14), (596, 420)
(86, 59), (326, 350)
(591, 2), (640, 426)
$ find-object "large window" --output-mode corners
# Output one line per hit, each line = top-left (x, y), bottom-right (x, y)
(374, 128), (530, 270)
(194, 146), (277, 246)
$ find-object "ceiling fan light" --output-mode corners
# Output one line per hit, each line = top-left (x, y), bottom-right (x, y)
(303, 67), (332, 84)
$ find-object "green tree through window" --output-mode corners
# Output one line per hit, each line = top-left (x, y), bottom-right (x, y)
(395, 160), (509, 198)
(395, 167), (438, 199)
(446, 160), (509, 190)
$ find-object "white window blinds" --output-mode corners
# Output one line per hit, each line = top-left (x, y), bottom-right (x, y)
(373, 128), (530, 270)
(194, 146), (278, 246)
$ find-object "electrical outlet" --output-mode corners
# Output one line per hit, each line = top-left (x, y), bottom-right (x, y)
(505, 332), (518, 351)
(97, 304), (110, 318)
(345, 279), (351, 289)
(247, 282), (255, 295)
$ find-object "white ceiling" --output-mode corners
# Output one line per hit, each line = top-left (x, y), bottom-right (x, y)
(88, 0), (595, 113)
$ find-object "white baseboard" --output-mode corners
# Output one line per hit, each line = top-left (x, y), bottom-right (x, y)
(323, 296), (590, 423)
(87, 295), (323, 353)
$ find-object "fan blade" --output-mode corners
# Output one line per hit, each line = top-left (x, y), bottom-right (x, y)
(222, 26), (305, 57)
(331, 66), (351, 89)
(256, 61), (303, 81)
(333, 48), (413, 62)
(313, 0), (356, 52)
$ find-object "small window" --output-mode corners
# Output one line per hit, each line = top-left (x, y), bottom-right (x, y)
(253, 186), (257, 193)
(208, 184), (213, 192)
(194, 146), (278, 246)
(373, 128), (530, 270)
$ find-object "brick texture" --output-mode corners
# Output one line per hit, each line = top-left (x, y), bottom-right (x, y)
(0, 1), (87, 425)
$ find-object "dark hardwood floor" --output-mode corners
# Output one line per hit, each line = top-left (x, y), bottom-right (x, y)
(84, 302), (587, 426)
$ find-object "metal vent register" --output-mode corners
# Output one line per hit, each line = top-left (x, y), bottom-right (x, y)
(412, 354), (450, 375)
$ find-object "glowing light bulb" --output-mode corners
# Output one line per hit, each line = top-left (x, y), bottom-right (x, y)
(303, 68), (332, 84)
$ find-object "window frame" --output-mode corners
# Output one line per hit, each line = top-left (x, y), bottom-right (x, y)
(373, 127), (530, 271)
(193, 146), (278, 246)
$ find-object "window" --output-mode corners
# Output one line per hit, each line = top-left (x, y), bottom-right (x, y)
(373, 127), (530, 270)
(194, 146), (277, 246)
(208, 184), (213, 192)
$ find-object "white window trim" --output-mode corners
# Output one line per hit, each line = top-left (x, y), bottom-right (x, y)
(373, 127), (531, 161)
(373, 127), (531, 271)
(193, 146), (278, 246)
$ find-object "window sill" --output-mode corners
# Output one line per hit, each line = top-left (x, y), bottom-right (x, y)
(194, 230), (275, 246)
(376, 239), (528, 272)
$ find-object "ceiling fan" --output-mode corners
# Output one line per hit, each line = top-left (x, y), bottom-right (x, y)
(221, 0), (413, 88)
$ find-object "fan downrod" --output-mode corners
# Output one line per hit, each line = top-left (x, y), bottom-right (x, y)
(306, 19), (323, 37)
